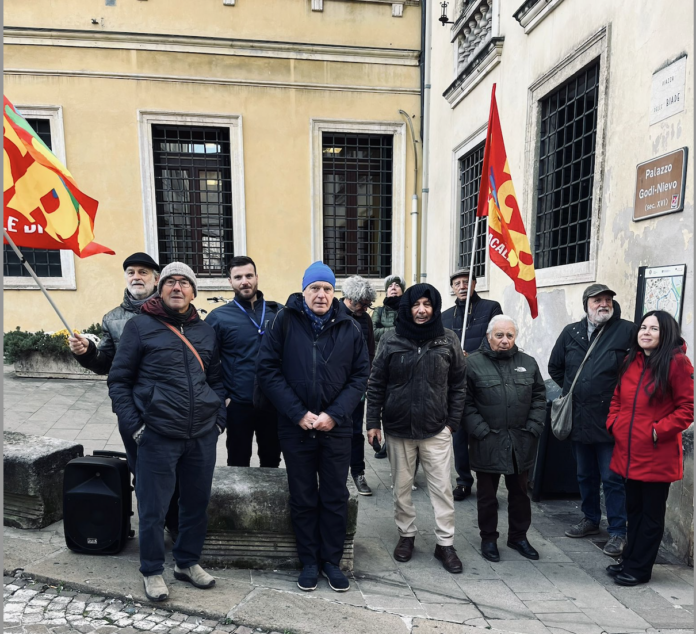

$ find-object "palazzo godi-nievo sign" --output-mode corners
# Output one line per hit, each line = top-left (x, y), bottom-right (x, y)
(633, 148), (688, 221)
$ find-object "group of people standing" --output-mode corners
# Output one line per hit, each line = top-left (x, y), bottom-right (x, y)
(68, 253), (693, 600)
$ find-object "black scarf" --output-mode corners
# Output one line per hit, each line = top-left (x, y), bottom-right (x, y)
(142, 296), (197, 327)
(395, 283), (445, 341)
(383, 295), (402, 311)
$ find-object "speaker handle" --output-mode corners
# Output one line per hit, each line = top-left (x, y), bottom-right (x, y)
(93, 450), (128, 460)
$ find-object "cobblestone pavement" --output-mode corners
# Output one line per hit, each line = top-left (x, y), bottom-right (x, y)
(3, 574), (280, 634)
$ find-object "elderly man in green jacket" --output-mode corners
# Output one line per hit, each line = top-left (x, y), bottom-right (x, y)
(465, 315), (546, 563)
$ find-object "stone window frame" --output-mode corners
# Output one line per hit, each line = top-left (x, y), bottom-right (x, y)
(513, 0), (567, 34)
(310, 118), (407, 292)
(523, 26), (610, 288)
(449, 123), (490, 292)
(4, 105), (77, 291)
(137, 110), (247, 291)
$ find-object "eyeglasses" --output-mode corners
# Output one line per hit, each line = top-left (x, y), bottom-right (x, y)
(356, 301), (373, 310)
(163, 278), (192, 289)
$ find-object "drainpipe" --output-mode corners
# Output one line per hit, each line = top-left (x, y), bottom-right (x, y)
(399, 109), (419, 284)
(419, 0), (432, 283)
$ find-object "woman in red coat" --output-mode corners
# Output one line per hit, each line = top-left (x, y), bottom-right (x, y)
(606, 310), (694, 586)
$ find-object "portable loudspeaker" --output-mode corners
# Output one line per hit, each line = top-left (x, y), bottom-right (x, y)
(63, 450), (134, 555)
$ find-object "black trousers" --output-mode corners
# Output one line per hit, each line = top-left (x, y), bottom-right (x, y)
(623, 479), (671, 581)
(226, 401), (281, 468)
(350, 400), (366, 477)
(280, 429), (351, 567)
(475, 469), (531, 542)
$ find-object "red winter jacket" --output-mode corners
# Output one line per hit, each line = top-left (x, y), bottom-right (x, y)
(607, 346), (694, 482)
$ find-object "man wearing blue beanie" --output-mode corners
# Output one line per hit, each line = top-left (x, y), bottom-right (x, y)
(256, 262), (369, 593)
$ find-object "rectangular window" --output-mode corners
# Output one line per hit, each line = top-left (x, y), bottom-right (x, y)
(322, 133), (393, 278)
(3, 118), (63, 278)
(534, 61), (600, 269)
(458, 141), (487, 278)
(152, 124), (234, 278)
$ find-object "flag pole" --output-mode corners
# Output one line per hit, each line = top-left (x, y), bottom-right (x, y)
(460, 214), (480, 351)
(4, 229), (73, 333)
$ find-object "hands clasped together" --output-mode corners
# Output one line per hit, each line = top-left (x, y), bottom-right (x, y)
(299, 411), (336, 432)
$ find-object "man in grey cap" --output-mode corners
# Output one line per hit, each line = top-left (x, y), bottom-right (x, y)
(442, 267), (502, 501)
(548, 284), (637, 557)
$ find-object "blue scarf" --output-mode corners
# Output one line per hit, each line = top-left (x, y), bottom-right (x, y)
(302, 298), (334, 338)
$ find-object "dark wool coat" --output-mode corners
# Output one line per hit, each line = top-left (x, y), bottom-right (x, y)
(548, 302), (638, 444)
(255, 294), (370, 437)
(365, 329), (467, 439)
(607, 345), (694, 482)
(441, 293), (503, 353)
(107, 304), (227, 440)
(464, 341), (547, 474)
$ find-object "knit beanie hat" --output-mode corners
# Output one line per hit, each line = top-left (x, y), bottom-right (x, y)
(302, 261), (336, 290)
(384, 274), (406, 293)
(158, 262), (198, 297)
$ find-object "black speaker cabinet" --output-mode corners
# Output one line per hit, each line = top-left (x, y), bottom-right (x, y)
(63, 450), (133, 555)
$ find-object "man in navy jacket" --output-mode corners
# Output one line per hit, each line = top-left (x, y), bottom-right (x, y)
(205, 256), (282, 467)
(109, 262), (226, 603)
(256, 262), (369, 594)
(442, 268), (503, 502)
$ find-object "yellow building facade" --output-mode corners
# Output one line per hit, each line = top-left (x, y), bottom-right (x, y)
(4, 0), (422, 331)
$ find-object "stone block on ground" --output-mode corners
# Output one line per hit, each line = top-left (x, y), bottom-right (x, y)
(202, 467), (358, 570)
(13, 353), (107, 381)
(4, 432), (83, 529)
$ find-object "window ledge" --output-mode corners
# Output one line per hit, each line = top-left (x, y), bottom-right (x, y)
(534, 260), (596, 288)
(4, 277), (77, 291)
(195, 278), (234, 292)
(513, 0), (566, 34)
(444, 36), (504, 109)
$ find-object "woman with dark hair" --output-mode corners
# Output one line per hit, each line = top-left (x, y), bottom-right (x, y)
(606, 310), (694, 586)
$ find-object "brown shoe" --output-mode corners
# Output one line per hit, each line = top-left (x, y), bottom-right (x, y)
(434, 545), (463, 574)
(393, 536), (415, 562)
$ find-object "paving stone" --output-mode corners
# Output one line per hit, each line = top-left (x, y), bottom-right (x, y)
(23, 614), (48, 624)
(24, 625), (51, 634)
(74, 595), (92, 603)
(233, 628), (254, 634)
(133, 620), (156, 630)
(170, 614), (187, 623)
(170, 628), (191, 634)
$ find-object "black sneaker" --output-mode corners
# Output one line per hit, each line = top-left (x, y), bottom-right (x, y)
(452, 485), (472, 501)
(321, 562), (350, 592)
(353, 474), (373, 496)
(297, 564), (318, 591)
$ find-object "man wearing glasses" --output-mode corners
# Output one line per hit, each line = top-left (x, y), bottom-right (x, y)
(340, 275), (377, 496)
(109, 262), (226, 603)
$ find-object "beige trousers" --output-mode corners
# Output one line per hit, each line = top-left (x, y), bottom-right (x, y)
(386, 427), (456, 546)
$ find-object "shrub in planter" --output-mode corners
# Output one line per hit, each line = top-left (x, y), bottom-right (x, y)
(3, 324), (102, 365)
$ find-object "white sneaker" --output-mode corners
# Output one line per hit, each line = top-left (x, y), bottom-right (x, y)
(143, 575), (168, 602)
(174, 564), (216, 589)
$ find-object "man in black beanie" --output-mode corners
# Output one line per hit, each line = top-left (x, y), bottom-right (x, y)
(366, 284), (467, 573)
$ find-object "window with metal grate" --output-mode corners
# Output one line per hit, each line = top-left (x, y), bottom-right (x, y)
(152, 124), (234, 278)
(3, 118), (63, 278)
(322, 133), (393, 278)
(458, 141), (487, 279)
(534, 60), (600, 269)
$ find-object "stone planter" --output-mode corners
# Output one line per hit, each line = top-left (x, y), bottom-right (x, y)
(13, 352), (105, 380)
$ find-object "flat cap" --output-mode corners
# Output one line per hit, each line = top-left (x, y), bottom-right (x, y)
(123, 252), (160, 272)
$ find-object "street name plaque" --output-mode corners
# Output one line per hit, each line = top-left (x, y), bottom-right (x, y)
(650, 56), (686, 125)
(633, 147), (687, 221)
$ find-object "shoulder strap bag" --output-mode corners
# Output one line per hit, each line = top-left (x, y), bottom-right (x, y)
(550, 327), (604, 441)
(157, 319), (205, 373)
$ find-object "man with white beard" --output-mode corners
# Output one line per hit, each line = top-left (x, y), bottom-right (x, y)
(548, 284), (637, 558)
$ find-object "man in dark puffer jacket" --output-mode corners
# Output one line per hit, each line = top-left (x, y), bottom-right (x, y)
(108, 262), (226, 604)
(465, 315), (546, 564)
(366, 284), (467, 574)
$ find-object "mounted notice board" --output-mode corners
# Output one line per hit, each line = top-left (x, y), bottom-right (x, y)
(634, 264), (687, 325)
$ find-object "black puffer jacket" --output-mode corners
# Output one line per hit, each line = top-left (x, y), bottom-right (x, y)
(366, 329), (467, 439)
(548, 301), (637, 444)
(464, 340), (546, 474)
(107, 298), (226, 440)
(441, 293), (503, 353)
(74, 290), (156, 375)
(255, 294), (370, 437)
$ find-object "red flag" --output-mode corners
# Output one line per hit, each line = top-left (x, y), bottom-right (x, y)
(476, 84), (538, 318)
(3, 96), (114, 257)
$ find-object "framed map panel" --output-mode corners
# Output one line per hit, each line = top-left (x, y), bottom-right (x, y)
(634, 264), (687, 325)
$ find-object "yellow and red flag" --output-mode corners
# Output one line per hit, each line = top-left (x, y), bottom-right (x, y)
(3, 96), (113, 257)
(477, 84), (538, 318)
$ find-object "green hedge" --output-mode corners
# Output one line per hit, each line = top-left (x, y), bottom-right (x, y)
(3, 324), (102, 364)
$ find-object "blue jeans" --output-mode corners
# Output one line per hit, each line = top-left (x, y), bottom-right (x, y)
(453, 426), (474, 488)
(571, 441), (626, 537)
(135, 427), (218, 576)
